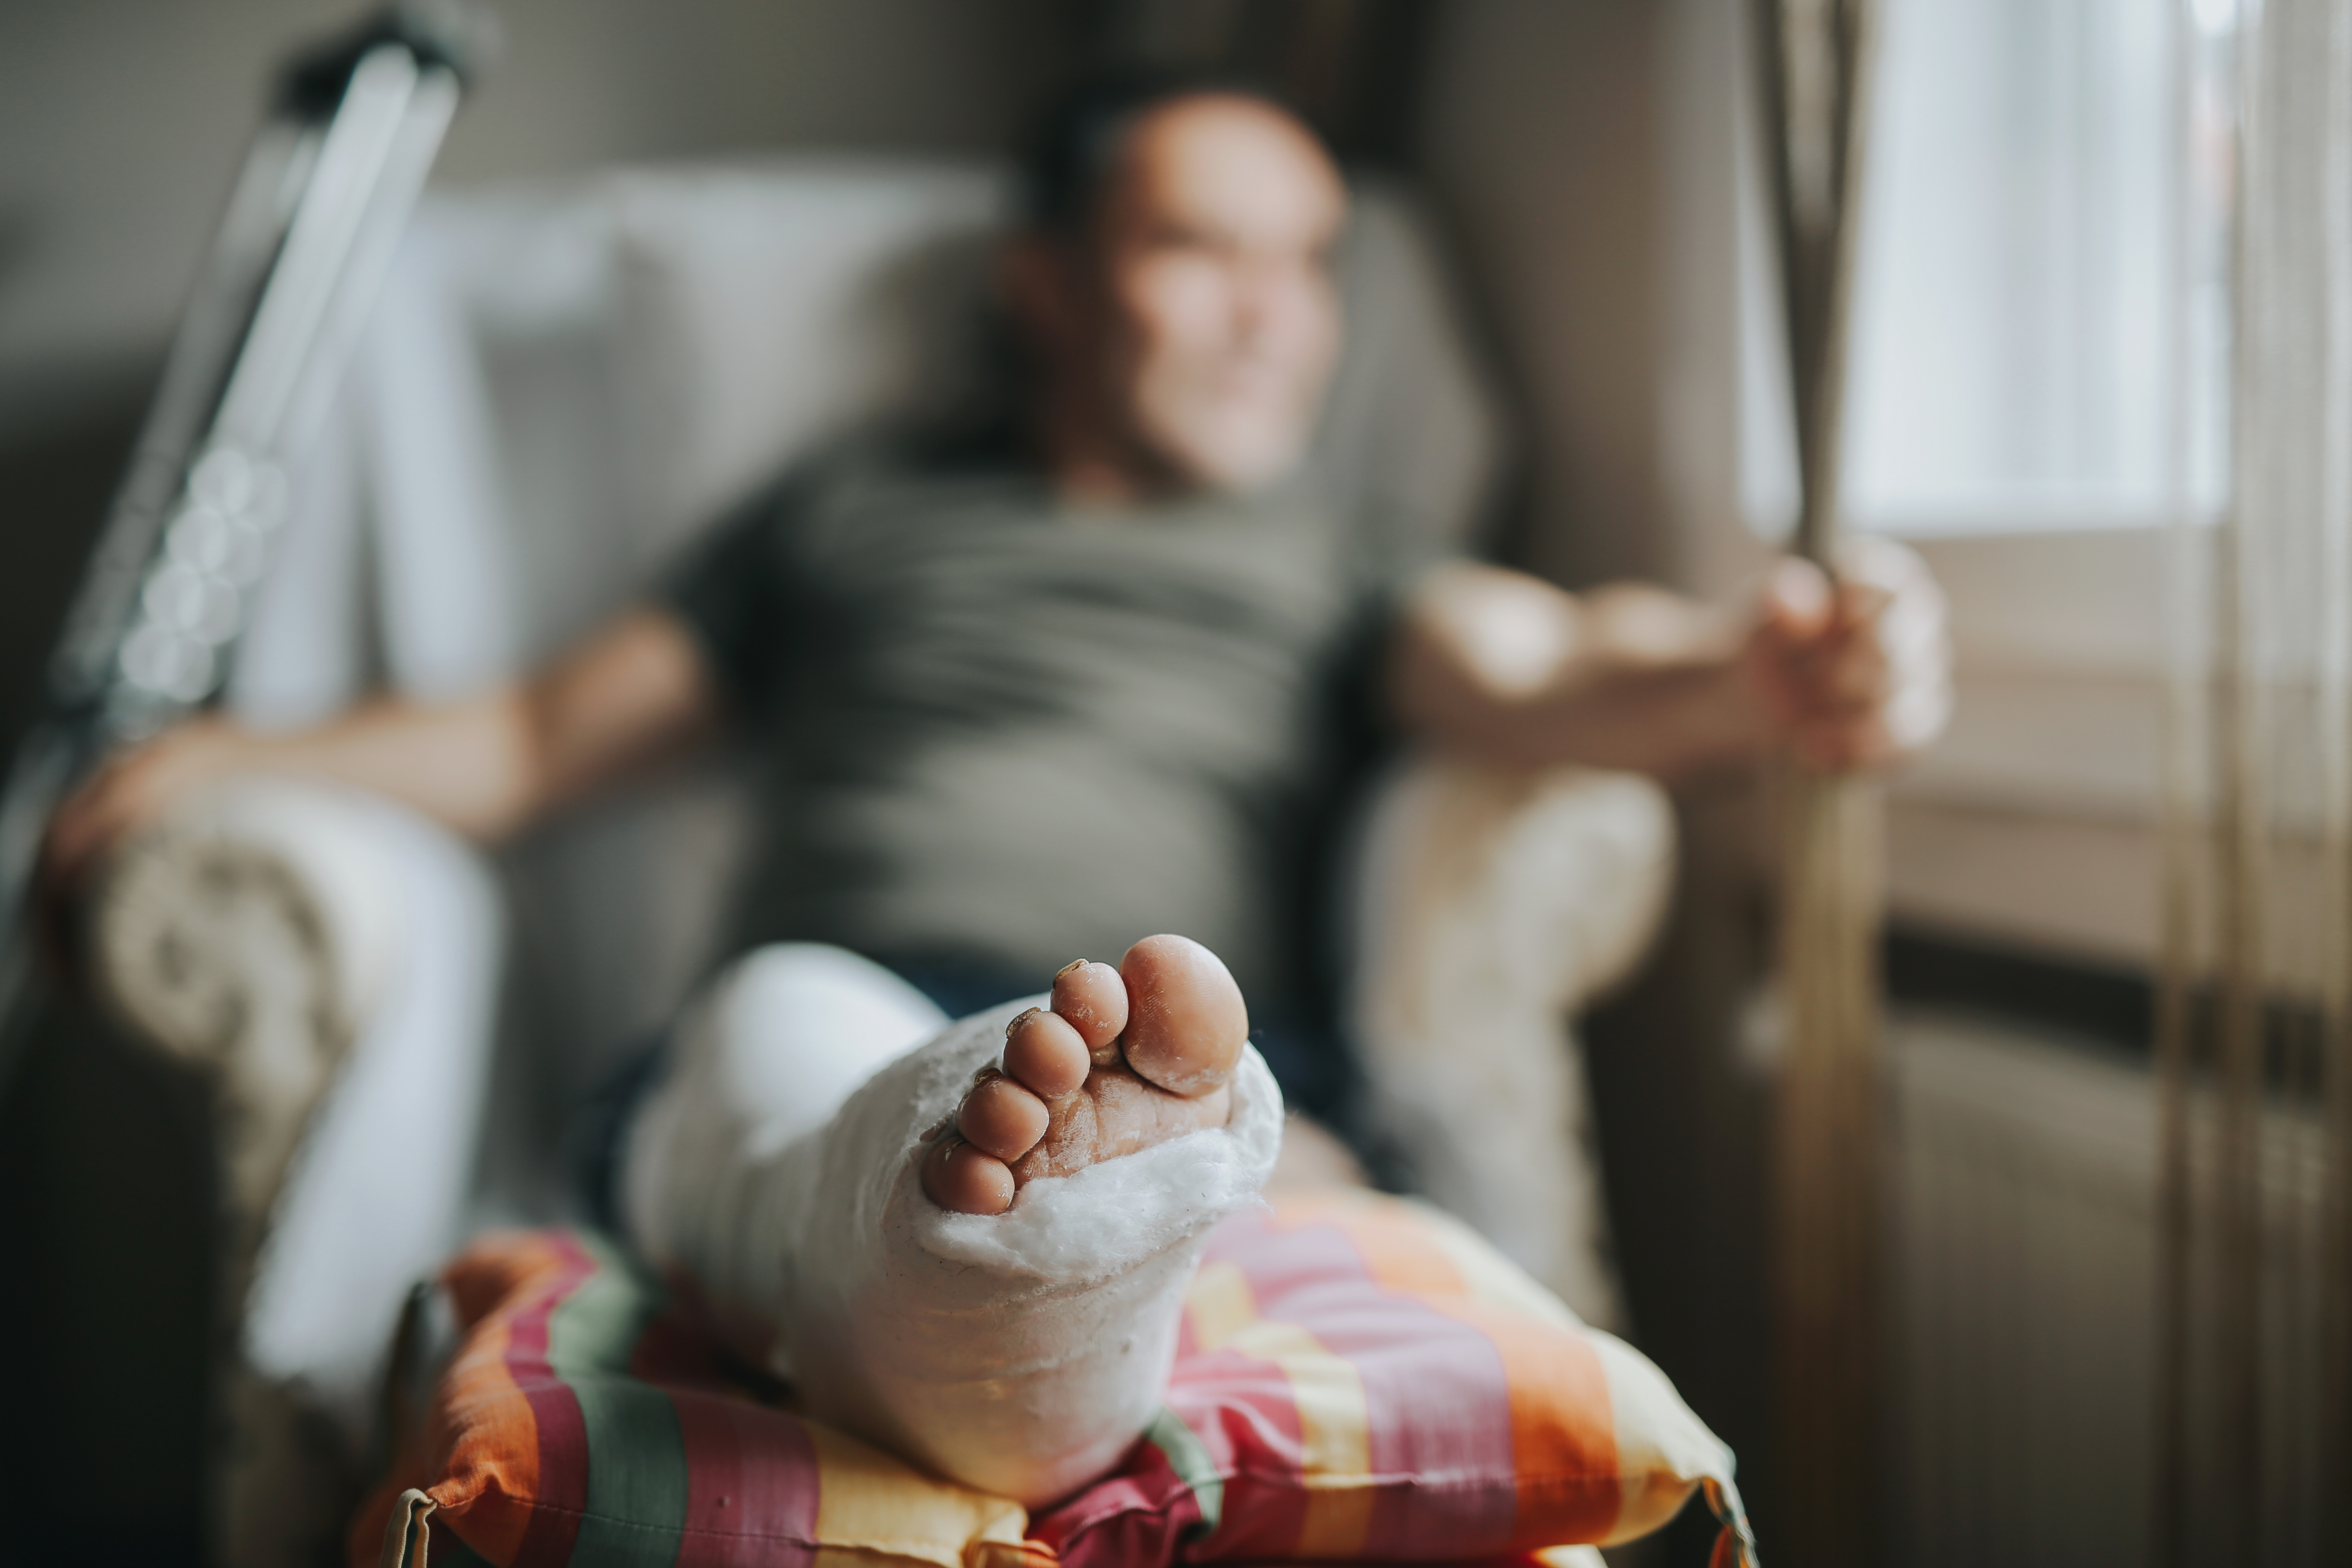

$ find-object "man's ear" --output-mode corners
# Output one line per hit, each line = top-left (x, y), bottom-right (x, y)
(1001, 234), (1080, 354)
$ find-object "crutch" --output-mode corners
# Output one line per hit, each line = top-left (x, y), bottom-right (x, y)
(0, 5), (482, 1091)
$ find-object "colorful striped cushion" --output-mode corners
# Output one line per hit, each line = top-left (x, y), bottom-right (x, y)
(356, 1194), (1755, 1568)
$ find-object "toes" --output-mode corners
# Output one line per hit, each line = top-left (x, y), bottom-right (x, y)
(1117, 935), (1248, 1098)
(1050, 960), (1129, 1063)
(958, 1072), (1049, 1162)
(1004, 1007), (1090, 1098)
(935, 943), (1245, 1213)
(921, 1135), (1015, 1214)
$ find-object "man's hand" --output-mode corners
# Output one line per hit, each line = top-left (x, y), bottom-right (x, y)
(1394, 542), (1949, 780)
(1743, 536), (1950, 773)
(34, 606), (723, 928)
(39, 716), (256, 900)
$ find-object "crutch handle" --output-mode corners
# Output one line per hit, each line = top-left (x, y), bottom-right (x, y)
(280, 2), (494, 120)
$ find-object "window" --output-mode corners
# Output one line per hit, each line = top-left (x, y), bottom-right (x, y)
(1746, 0), (2234, 539)
(1743, 0), (2252, 963)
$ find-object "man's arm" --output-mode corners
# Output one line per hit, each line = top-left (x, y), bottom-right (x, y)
(1391, 541), (1949, 779)
(42, 606), (722, 889)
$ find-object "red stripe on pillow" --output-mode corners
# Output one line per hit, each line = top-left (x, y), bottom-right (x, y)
(1312, 1198), (1630, 1549)
(1223, 1213), (1525, 1557)
(1164, 1361), (1313, 1556)
(1026, 1422), (1197, 1564)
(499, 1234), (599, 1568)
(1193, 1197), (1634, 1555)
(666, 1390), (820, 1566)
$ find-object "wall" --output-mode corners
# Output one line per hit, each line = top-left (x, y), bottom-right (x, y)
(1409, 0), (1769, 599)
(1411, 0), (1677, 589)
(0, 0), (1082, 387)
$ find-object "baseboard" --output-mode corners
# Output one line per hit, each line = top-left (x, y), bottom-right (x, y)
(1884, 922), (2152, 1051)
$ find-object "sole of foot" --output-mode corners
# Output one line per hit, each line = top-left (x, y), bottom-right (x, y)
(920, 933), (1249, 1215)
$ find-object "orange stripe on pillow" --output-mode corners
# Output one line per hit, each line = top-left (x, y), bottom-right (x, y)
(1304, 1192), (1579, 1326)
(1258, 1188), (1377, 1231)
(1312, 1193), (1479, 1299)
(441, 1229), (581, 1332)
(427, 1303), (537, 1564)
(1432, 1297), (1622, 1546)
(1185, 1259), (1377, 1559)
(424, 1230), (603, 1567)
(1288, 1196), (1625, 1548)
(1414, 1210), (1585, 1330)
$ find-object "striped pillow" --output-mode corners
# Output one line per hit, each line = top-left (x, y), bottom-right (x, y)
(357, 1196), (1755, 1568)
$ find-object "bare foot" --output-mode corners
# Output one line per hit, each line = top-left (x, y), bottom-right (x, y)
(919, 934), (1248, 1215)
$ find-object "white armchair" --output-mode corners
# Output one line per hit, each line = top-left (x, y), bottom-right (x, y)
(1348, 759), (1672, 1328)
(94, 779), (501, 1566)
(82, 157), (1675, 1564)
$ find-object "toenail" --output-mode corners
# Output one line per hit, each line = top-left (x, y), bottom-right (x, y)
(1005, 1006), (1045, 1040)
(1056, 958), (1092, 978)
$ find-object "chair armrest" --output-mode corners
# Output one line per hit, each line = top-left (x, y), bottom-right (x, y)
(95, 777), (406, 1096)
(89, 775), (502, 1567)
(1345, 757), (1673, 1323)
(1348, 758), (1674, 1038)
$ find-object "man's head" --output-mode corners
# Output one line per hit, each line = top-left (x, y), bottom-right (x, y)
(1008, 74), (1348, 501)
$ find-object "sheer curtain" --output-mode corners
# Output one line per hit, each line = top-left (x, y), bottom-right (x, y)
(1749, 0), (2230, 543)
(1844, 0), (2221, 535)
(2159, 0), (2352, 1560)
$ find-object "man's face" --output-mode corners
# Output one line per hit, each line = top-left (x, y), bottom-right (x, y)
(1037, 95), (1348, 496)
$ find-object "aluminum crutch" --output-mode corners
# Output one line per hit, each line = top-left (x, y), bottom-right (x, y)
(0, 5), (485, 1092)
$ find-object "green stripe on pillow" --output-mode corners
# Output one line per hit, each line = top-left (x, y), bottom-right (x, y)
(546, 1235), (693, 1564)
(1144, 1406), (1223, 1542)
(544, 1234), (659, 1374)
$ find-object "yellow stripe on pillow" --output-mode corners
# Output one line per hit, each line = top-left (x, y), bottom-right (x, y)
(1184, 1258), (1376, 1557)
(804, 1421), (1036, 1568)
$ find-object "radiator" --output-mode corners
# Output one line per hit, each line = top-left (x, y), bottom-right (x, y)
(1887, 1011), (2332, 1566)
(1889, 1011), (2160, 1568)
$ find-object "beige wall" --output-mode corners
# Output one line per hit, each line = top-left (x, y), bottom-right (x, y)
(1411, 0), (1768, 600)
(0, 0), (1080, 378)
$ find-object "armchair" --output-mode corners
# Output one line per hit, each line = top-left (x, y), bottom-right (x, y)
(82, 158), (1675, 1563)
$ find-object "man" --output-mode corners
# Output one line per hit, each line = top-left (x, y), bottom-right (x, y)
(39, 70), (1949, 1516)
(45, 76), (1946, 1131)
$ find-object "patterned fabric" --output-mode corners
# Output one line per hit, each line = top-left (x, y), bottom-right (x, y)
(355, 1229), (1042, 1568)
(356, 1197), (1756, 1568)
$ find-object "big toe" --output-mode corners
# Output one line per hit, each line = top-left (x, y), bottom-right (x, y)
(1116, 935), (1248, 1098)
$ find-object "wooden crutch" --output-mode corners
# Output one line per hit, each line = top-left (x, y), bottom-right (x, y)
(1749, 0), (1886, 1562)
